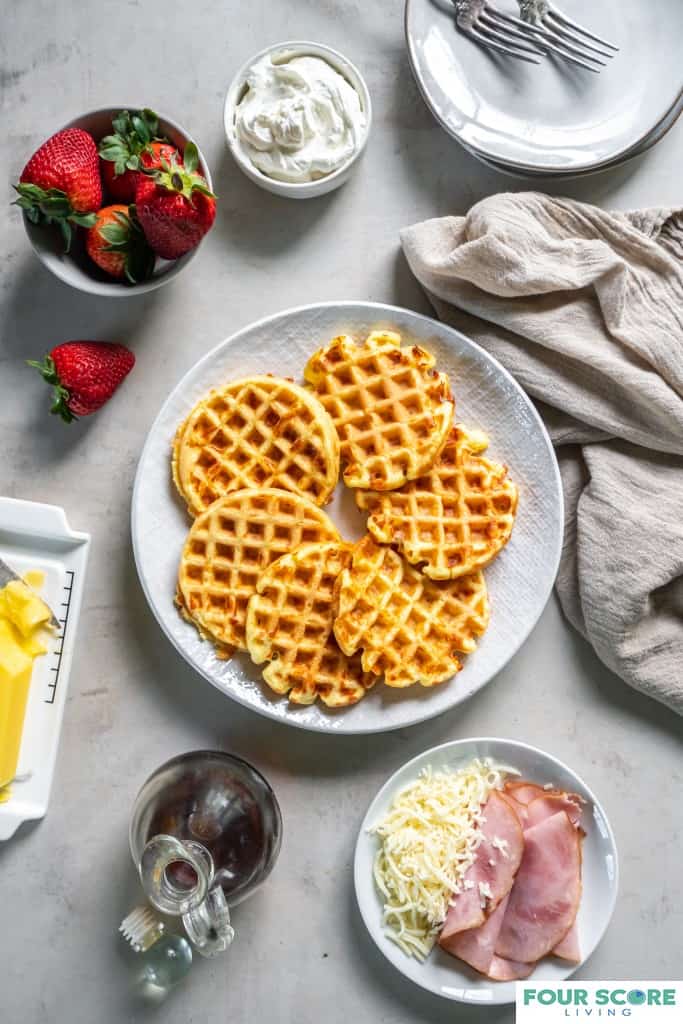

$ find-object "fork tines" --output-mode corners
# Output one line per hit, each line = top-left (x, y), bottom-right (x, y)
(455, 0), (618, 71)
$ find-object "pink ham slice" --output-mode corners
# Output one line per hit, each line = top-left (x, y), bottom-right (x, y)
(525, 792), (583, 962)
(441, 894), (510, 971)
(495, 811), (582, 963)
(553, 920), (581, 964)
(504, 781), (548, 804)
(439, 791), (524, 942)
(497, 789), (529, 827)
(488, 955), (535, 981)
(442, 895), (536, 981)
(526, 794), (583, 829)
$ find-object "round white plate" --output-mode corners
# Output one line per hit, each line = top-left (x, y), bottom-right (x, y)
(475, 88), (683, 179)
(132, 302), (562, 734)
(405, 0), (683, 174)
(354, 738), (619, 1005)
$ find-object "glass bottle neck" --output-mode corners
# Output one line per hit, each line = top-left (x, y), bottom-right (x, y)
(138, 833), (235, 958)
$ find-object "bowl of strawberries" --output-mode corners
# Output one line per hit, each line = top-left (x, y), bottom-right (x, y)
(13, 107), (216, 296)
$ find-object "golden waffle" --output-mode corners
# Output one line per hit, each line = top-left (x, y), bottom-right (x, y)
(246, 542), (375, 707)
(304, 331), (454, 491)
(333, 536), (489, 687)
(177, 488), (340, 654)
(356, 426), (518, 580)
(173, 376), (340, 516)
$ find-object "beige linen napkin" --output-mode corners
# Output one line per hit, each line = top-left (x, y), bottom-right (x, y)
(401, 192), (683, 713)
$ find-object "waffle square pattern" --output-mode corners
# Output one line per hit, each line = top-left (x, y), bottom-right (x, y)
(173, 376), (340, 516)
(333, 536), (490, 687)
(177, 488), (340, 654)
(304, 331), (453, 491)
(356, 425), (518, 579)
(246, 542), (375, 707)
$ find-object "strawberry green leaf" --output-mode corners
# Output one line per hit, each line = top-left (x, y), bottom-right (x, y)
(100, 223), (129, 245)
(184, 141), (199, 174)
(59, 219), (73, 253)
(132, 114), (150, 143)
(71, 212), (97, 228)
(98, 138), (125, 157)
(41, 195), (72, 216)
(112, 111), (132, 136)
(142, 108), (159, 137)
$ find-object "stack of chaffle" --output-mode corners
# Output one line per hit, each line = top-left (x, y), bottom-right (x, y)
(174, 330), (518, 708)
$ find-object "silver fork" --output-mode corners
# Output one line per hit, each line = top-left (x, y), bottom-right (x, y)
(515, 0), (618, 71)
(454, 1), (545, 64)
(454, 0), (618, 71)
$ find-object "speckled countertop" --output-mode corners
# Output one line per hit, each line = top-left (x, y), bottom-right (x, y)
(1, 2), (681, 1022)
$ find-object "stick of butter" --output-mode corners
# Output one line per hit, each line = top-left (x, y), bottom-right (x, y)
(0, 575), (51, 790)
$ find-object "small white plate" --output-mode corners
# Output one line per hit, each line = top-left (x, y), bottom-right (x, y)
(132, 302), (562, 735)
(0, 498), (90, 840)
(354, 738), (618, 1005)
(405, 0), (683, 174)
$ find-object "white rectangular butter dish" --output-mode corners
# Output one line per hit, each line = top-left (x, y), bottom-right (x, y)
(0, 497), (90, 840)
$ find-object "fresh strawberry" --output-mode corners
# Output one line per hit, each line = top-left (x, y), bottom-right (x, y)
(85, 204), (155, 283)
(101, 141), (182, 202)
(13, 128), (101, 251)
(27, 342), (135, 423)
(98, 109), (180, 202)
(135, 142), (215, 259)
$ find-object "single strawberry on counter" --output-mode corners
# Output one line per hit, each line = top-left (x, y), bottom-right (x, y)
(98, 109), (180, 202)
(27, 342), (135, 423)
(136, 142), (216, 260)
(12, 128), (102, 251)
(85, 204), (155, 283)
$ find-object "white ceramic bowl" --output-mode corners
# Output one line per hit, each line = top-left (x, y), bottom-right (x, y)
(224, 41), (371, 199)
(355, 737), (619, 1006)
(22, 107), (213, 297)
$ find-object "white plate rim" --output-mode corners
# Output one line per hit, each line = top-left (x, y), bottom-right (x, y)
(131, 301), (563, 735)
(404, 0), (683, 175)
(353, 736), (620, 1005)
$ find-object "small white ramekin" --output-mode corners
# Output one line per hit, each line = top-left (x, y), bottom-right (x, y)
(224, 41), (372, 200)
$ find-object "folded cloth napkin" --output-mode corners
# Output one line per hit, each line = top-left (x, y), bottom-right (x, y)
(401, 192), (683, 714)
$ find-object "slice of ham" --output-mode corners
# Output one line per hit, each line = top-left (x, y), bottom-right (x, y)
(488, 955), (535, 981)
(503, 787), (583, 964)
(553, 920), (581, 964)
(441, 894), (510, 971)
(526, 794), (583, 829)
(497, 789), (529, 826)
(439, 790), (524, 942)
(495, 811), (582, 963)
(504, 781), (548, 804)
(441, 894), (535, 980)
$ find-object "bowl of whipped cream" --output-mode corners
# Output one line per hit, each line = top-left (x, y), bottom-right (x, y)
(224, 41), (371, 199)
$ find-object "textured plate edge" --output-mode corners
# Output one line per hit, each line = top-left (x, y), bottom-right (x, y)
(353, 736), (620, 1005)
(131, 301), (564, 736)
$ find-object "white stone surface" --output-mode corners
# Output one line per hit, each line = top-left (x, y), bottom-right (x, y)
(1, 2), (681, 1022)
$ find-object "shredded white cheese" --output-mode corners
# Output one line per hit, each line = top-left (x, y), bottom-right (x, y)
(491, 835), (509, 858)
(369, 758), (516, 960)
(478, 880), (493, 907)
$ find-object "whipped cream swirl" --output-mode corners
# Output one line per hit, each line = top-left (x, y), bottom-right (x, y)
(234, 54), (366, 183)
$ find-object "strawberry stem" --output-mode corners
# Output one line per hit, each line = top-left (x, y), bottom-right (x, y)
(13, 184), (96, 253)
(26, 355), (77, 423)
(98, 108), (164, 176)
(144, 143), (215, 201)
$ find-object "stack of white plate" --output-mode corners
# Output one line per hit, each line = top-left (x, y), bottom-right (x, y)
(405, 0), (683, 177)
